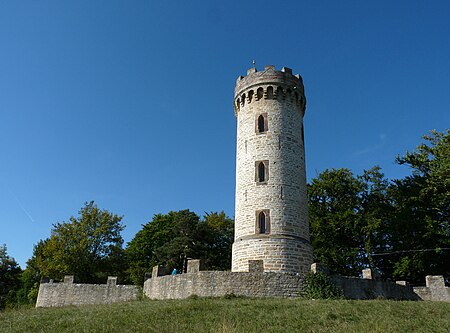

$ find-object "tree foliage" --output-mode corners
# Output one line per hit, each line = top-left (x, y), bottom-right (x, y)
(308, 168), (365, 276)
(125, 210), (233, 285)
(308, 130), (449, 283)
(308, 167), (391, 276)
(387, 129), (450, 282)
(30, 202), (125, 283)
(0, 245), (22, 309)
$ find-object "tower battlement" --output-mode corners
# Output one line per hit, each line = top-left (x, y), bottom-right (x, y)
(234, 65), (306, 116)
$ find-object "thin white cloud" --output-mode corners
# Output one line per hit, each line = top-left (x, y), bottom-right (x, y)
(353, 133), (387, 156)
(8, 189), (35, 223)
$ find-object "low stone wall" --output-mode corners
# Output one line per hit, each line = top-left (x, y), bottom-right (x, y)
(145, 261), (447, 301)
(413, 276), (450, 302)
(36, 262), (449, 306)
(144, 260), (305, 299)
(36, 276), (140, 307)
(330, 276), (420, 300)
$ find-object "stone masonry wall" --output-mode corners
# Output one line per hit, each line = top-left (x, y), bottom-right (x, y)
(144, 271), (305, 300)
(310, 264), (448, 302)
(144, 260), (423, 301)
(413, 275), (450, 302)
(36, 276), (140, 307)
(232, 65), (313, 273)
(330, 276), (420, 300)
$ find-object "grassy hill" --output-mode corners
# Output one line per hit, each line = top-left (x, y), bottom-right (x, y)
(1, 297), (449, 333)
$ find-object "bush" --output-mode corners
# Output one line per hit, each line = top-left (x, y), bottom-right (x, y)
(304, 272), (344, 299)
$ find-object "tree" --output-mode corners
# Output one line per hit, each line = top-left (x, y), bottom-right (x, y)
(125, 210), (200, 284)
(30, 202), (125, 283)
(197, 212), (233, 270)
(386, 130), (450, 283)
(308, 167), (393, 277)
(125, 210), (234, 285)
(308, 168), (365, 276)
(0, 245), (21, 309)
(308, 130), (449, 283)
(358, 167), (394, 276)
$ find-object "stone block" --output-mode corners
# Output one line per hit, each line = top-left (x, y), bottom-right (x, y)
(248, 260), (264, 272)
(396, 281), (408, 286)
(64, 275), (74, 284)
(362, 268), (379, 280)
(107, 276), (117, 287)
(187, 259), (202, 273)
(426, 275), (445, 288)
(152, 265), (163, 278)
(247, 68), (257, 75)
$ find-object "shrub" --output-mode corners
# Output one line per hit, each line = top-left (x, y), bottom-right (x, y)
(304, 272), (344, 299)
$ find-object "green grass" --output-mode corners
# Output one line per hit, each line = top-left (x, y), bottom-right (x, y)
(1, 298), (449, 333)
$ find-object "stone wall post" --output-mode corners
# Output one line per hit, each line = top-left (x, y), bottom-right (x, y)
(107, 276), (117, 287)
(152, 265), (163, 278)
(362, 268), (380, 280)
(187, 259), (202, 273)
(64, 275), (74, 284)
(426, 275), (445, 288)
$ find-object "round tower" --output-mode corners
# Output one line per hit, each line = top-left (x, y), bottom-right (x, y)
(232, 65), (313, 274)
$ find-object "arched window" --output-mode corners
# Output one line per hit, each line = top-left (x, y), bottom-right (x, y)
(248, 90), (254, 103)
(256, 113), (268, 134)
(257, 87), (264, 100)
(258, 162), (265, 182)
(266, 86), (274, 99)
(256, 209), (270, 234)
(259, 212), (266, 234)
(258, 115), (265, 133)
(255, 160), (269, 184)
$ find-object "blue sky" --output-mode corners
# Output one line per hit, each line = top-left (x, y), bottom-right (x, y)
(1, 1), (449, 267)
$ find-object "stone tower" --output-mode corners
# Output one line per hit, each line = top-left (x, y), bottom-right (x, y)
(232, 65), (313, 274)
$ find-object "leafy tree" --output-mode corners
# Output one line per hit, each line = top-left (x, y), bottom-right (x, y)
(308, 167), (393, 277)
(386, 130), (450, 283)
(0, 245), (21, 309)
(358, 167), (394, 275)
(30, 202), (126, 283)
(197, 212), (233, 270)
(125, 210), (233, 285)
(308, 130), (449, 283)
(126, 210), (201, 284)
(308, 168), (365, 276)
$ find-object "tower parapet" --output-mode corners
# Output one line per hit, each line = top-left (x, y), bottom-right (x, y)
(232, 65), (313, 274)
(233, 65), (306, 116)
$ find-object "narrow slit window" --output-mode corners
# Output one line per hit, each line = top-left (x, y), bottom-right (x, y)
(256, 209), (270, 234)
(258, 162), (265, 182)
(259, 212), (266, 234)
(258, 115), (265, 133)
(256, 113), (268, 134)
(255, 160), (269, 184)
